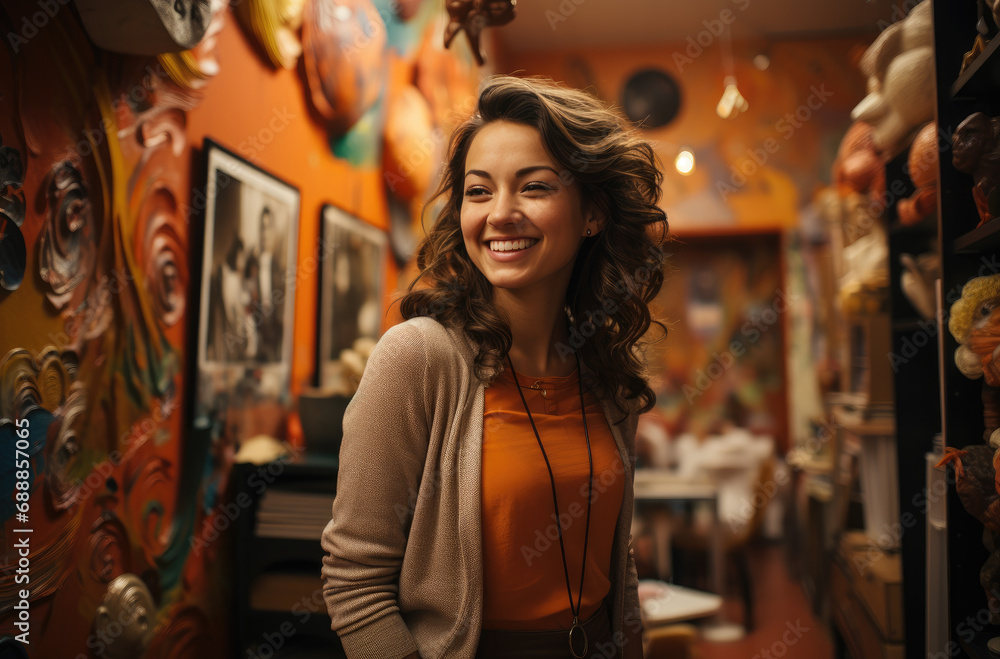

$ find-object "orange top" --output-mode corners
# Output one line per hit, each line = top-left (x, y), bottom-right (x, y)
(481, 366), (624, 630)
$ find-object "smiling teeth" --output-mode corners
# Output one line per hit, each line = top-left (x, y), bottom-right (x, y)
(490, 238), (537, 252)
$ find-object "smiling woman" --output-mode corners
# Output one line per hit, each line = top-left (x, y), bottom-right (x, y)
(320, 75), (669, 659)
(403, 75), (670, 406)
(460, 121), (594, 310)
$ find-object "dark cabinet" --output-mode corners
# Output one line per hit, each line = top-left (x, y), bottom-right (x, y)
(230, 454), (346, 658)
(887, 1), (1000, 656)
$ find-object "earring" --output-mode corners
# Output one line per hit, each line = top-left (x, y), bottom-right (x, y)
(586, 228), (592, 236)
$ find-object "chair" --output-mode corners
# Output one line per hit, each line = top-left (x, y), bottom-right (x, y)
(669, 455), (777, 633)
(643, 623), (699, 659)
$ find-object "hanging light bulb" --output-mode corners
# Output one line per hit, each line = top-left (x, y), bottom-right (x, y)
(675, 149), (695, 175)
(716, 24), (748, 119)
(716, 76), (749, 119)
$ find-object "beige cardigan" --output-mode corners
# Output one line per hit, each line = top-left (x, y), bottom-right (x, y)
(320, 317), (643, 659)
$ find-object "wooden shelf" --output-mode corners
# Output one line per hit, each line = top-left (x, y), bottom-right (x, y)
(952, 218), (1000, 253)
(915, 3), (1000, 656)
(952, 35), (1000, 98)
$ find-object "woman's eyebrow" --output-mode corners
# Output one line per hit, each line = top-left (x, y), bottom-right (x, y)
(464, 165), (560, 179)
(515, 165), (559, 178)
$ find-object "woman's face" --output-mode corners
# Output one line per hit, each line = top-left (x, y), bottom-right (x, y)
(460, 120), (592, 296)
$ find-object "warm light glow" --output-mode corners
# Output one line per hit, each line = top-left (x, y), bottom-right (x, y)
(753, 54), (770, 71)
(716, 76), (749, 119)
(675, 150), (695, 175)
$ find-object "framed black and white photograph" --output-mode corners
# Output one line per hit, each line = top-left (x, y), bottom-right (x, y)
(316, 204), (387, 391)
(196, 140), (300, 419)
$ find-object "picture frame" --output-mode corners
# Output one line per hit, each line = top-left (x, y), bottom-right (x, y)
(316, 204), (387, 392)
(194, 139), (300, 427)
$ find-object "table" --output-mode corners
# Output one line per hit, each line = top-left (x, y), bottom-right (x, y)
(633, 469), (743, 641)
(639, 580), (723, 626)
(632, 469), (724, 605)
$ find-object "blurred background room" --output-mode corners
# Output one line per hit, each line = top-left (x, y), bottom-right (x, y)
(1, 0), (996, 657)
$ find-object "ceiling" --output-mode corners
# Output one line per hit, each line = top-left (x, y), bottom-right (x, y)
(493, 0), (904, 54)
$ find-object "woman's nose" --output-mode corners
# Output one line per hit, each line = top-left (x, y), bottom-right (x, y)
(487, 189), (522, 226)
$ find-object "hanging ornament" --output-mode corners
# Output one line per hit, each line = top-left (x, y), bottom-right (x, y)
(443, 0), (517, 66)
(716, 25), (748, 119)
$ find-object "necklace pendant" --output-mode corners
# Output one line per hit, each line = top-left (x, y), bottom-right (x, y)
(568, 617), (588, 658)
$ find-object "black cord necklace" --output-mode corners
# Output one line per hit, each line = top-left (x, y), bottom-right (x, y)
(507, 354), (594, 659)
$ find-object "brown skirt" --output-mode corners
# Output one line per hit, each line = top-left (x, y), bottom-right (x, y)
(475, 602), (619, 659)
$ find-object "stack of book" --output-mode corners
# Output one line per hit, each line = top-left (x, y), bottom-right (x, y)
(255, 488), (335, 540)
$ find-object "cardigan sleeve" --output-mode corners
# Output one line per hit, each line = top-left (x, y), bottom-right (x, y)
(321, 321), (433, 659)
(621, 403), (644, 659)
(623, 546), (643, 658)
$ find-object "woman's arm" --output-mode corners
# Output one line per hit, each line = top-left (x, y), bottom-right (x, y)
(320, 322), (433, 659)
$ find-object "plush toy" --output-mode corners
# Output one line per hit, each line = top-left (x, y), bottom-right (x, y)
(938, 440), (1000, 620)
(851, 1), (935, 159)
(833, 121), (886, 204)
(953, 112), (1000, 227)
(949, 275), (1000, 396)
(897, 122), (939, 226)
(939, 273), (1000, 622)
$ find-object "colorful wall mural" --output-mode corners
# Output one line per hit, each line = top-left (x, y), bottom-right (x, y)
(0, 0), (482, 655)
(0, 1), (225, 654)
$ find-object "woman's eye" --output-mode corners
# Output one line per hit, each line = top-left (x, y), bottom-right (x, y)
(464, 186), (489, 197)
(523, 182), (553, 193)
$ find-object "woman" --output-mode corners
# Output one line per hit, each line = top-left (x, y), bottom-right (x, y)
(321, 75), (668, 659)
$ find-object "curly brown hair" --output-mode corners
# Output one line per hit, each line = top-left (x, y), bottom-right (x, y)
(399, 75), (669, 421)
